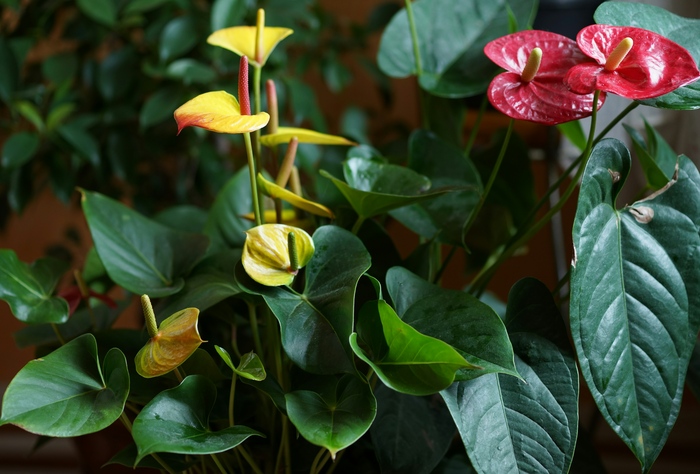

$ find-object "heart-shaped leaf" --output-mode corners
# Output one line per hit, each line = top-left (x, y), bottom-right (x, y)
(204, 167), (254, 250)
(0, 334), (129, 436)
(237, 225), (371, 374)
(377, 0), (537, 98)
(595, 1), (700, 110)
(442, 278), (579, 474)
(570, 139), (700, 471)
(216, 346), (266, 382)
(370, 384), (455, 474)
(0, 249), (69, 324)
(351, 299), (474, 396)
(285, 374), (376, 458)
(386, 267), (518, 380)
(132, 375), (263, 463)
(81, 190), (210, 297)
(135, 307), (204, 378)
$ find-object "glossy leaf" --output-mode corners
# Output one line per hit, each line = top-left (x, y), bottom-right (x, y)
(390, 131), (482, 245)
(211, 0), (246, 32)
(257, 173), (334, 218)
(132, 375), (262, 463)
(286, 374), (376, 458)
(81, 190), (210, 297)
(595, 1), (700, 109)
(351, 299), (474, 396)
(623, 119), (676, 189)
(242, 224), (315, 286)
(0, 334), (129, 436)
(377, 0), (537, 98)
(0, 249), (69, 324)
(237, 225), (371, 374)
(57, 121), (99, 166)
(207, 25), (293, 68)
(485, 30), (604, 125)
(135, 308), (204, 378)
(321, 158), (456, 220)
(77, 0), (117, 27)
(140, 87), (183, 129)
(123, 0), (172, 15)
(159, 17), (197, 63)
(174, 90), (269, 135)
(204, 167), (254, 249)
(370, 384), (455, 474)
(165, 59), (217, 85)
(570, 139), (700, 471)
(216, 346), (266, 381)
(442, 278), (579, 474)
(260, 127), (356, 147)
(1, 131), (39, 170)
(565, 25), (700, 100)
(386, 267), (518, 380)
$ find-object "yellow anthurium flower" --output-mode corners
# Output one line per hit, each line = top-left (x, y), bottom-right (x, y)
(257, 173), (334, 219)
(242, 224), (315, 286)
(260, 127), (357, 147)
(174, 90), (269, 135)
(135, 307), (204, 378)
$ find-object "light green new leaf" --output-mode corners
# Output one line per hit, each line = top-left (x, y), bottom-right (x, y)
(286, 374), (376, 458)
(132, 375), (262, 463)
(570, 139), (700, 472)
(351, 299), (474, 396)
(0, 334), (129, 436)
(237, 225), (371, 374)
(216, 346), (266, 381)
(442, 278), (579, 474)
(81, 190), (210, 297)
(0, 249), (69, 324)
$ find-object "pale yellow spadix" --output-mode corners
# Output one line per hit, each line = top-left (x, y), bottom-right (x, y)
(260, 127), (357, 147)
(207, 26), (293, 68)
(174, 90), (269, 135)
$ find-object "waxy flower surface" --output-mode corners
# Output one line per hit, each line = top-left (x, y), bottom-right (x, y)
(485, 30), (605, 125)
(174, 90), (269, 135)
(565, 25), (700, 99)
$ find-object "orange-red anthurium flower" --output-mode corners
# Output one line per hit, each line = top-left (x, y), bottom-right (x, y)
(564, 25), (700, 100)
(484, 30), (605, 125)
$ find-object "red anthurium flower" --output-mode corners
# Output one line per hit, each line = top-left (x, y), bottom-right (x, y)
(58, 286), (117, 316)
(565, 25), (700, 100)
(485, 30), (605, 125)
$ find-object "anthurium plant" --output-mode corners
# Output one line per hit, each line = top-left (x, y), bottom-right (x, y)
(2, 1), (700, 473)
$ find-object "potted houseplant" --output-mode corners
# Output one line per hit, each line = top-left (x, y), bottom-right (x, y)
(2, 0), (700, 472)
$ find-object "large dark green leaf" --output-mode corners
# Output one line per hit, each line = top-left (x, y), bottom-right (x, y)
(377, 0), (537, 98)
(386, 267), (518, 380)
(286, 374), (376, 458)
(204, 167), (254, 250)
(570, 139), (700, 472)
(442, 278), (579, 474)
(81, 190), (210, 297)
(370, 385), (454, 474)
(0, 249), (69, 324)
(132, 375), (262, 463)
(0, 334), (129, 436)
(238, 225), (371, 374)
(390, 130), (482, 245)
(351, 299), (474, 396)
(595, 1), (700, 110)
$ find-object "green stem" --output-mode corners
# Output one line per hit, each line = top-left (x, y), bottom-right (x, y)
(351, 216), (365, 235)
(247, 302), (264, 359)
(244, 132), (263, 226)
(237, 445), (264, 474)
(151, 453), (177, 474)
(463, 119), (514, 238)
(210, 453), (227, 474)
(309, 448), (330, 474)
(228, 372), (237, 426)
(432, 245), (457, 284)
(404, 0), (422, 76)
(51, 323), (66, 345)
(464, 94), (489, 157)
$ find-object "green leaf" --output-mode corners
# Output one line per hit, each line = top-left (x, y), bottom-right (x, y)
(77, 0), (118, 27)
(165, 59), (217, 85)
(0, 334), (129, 436)
(0, 249), (69, 324)
(557, 120), (587, 152)
(237, 225), (371, 374)
(321, 157), (457, 222)
(81, 190), (210, 297)
(377, 0), (537, 98)
(623, 119), (677, 189)
(57, 121), (100, 166)
(595, 1), (700, 110)
(107, 444), (192, 472)
(15, 100), (44, 132)
(370, 384), (455, 474)
(123, 0), (173, 15)
(216, 346), (266, 381)
(0, 37), (18, 103)
(98, 48), (138, 102)
(159, 17), (198, 63)
(42, 53), (78, 85)
(286, 374), (376, 458)
(204, 167), (254, 250)
(390, 130), (482, 245)
(158, 265), (241, 316)
(132, 375), (263, 463)
(351, 299), (474, 396)
(140, 87), (182, 129)
(442, 278), (579, 474)
(1, 131), (40, 170)
(386, 267), (518, 380)
(211, 0), (247, 32)
(570, 139), (700, 471)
